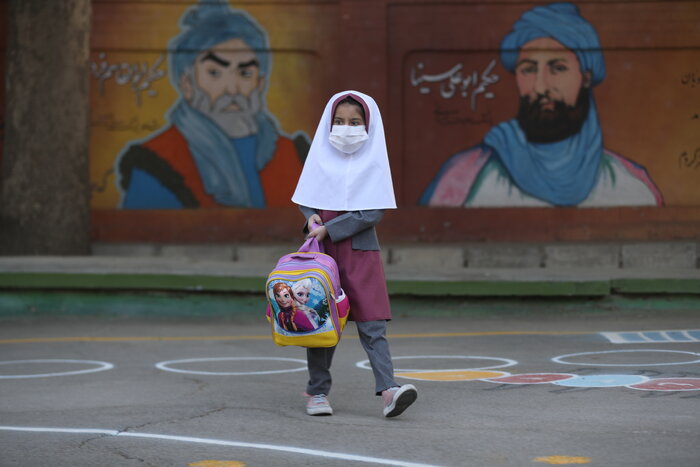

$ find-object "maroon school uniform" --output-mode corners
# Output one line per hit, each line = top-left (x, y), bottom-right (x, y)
(319, 210), (391, 322)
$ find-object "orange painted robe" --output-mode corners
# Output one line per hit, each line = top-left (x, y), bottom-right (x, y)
(121, 126), (302, 208)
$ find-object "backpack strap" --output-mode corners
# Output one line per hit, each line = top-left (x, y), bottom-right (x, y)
(298, 235), (323, 254)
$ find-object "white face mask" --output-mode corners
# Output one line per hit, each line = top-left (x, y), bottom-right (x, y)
(329, 125), (368, 154)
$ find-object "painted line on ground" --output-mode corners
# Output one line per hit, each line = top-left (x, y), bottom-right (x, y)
(0, 330), (591, 345)
(0, 426), (446, 467)
(0, 336), (271, 344)
(601, 330), (700, 344)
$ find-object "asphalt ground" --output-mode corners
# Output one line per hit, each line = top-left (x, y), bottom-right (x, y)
(1, 304), (699, 467)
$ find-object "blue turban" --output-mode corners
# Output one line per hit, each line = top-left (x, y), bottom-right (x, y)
(168, 0), (270, 87)
(500, 2), (605, 86)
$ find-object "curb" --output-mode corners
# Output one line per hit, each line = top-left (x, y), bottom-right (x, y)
(1, 272), (698, 296)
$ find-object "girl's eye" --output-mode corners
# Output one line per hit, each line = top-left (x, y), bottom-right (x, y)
(207, 69), (221, 78)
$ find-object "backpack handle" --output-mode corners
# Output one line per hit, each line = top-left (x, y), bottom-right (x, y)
(298, 222), (324, 253)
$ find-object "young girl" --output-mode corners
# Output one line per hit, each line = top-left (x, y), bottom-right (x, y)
(291, 90), (418, 418)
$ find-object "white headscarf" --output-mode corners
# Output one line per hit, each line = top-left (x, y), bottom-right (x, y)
(292, 90), (396, 211)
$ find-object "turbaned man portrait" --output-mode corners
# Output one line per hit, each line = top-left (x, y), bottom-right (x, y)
(420, 2), (663, 208)
(116, 0), (308, 209)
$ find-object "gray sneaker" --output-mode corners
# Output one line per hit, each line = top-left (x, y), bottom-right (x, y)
(382, 384), (417, 417)
(306, 394), (333, 416)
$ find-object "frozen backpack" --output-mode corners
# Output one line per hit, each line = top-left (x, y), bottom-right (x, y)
(265, 235), (350, 347)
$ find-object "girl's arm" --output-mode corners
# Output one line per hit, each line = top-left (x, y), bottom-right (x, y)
(322, 210), (384, 243)
(299, 205), (317, 224)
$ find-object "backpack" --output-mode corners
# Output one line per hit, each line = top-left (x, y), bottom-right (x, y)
(265, 236), (350, 347)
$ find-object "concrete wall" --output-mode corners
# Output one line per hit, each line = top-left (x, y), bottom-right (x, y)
(93, 240), (700, 270)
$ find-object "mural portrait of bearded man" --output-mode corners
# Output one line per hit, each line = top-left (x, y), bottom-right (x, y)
(420, 2), (663, 208)
(116, 0), (308, 209)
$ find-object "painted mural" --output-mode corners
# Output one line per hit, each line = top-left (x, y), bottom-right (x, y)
(89, 0), (317, 210)
(419, 3), (663, 208)
(82, 0), (699, 242)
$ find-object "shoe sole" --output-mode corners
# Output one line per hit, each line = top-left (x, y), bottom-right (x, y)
(383, 386), (417, 418)
(307, 408), (333, 416)
(306, 410), (333, 417)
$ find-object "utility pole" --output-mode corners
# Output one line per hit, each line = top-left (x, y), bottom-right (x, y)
(0, 0), (92, 255)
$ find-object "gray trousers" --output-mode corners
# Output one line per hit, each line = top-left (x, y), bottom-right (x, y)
(306, 320), (399, 396)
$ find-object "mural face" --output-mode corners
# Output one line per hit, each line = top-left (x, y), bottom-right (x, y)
(515, 38), (589, 110)
(418, 2), (664, 208)
(89, 0), (317, 210)
(181, 38), (265, 140)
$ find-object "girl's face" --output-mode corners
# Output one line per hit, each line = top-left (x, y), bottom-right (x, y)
(333, 103), (365, 127)
(293, 287), (310, 305)
(275, 288), (293, 308)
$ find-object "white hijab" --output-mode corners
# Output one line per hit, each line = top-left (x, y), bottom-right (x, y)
(292, 90), (396, 211)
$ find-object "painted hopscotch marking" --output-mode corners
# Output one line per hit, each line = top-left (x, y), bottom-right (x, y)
(155, 357), (307, 376)
(0, 426), (446, 467)
(551, 374), (649, 388)
(533, 455), (591, 464)
(189, 462), (246, 467)
(0, 359), (114, 379)
(357, 355), (517, 382)
(601, 330), (700, 344)
(487, 373), (577, 385)
(627, 378), (700, 391)
(397, 370), (509, 382)
(355, 355), (700, 391)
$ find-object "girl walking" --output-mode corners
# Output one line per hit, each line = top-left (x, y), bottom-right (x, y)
(292, 90), (417, 418)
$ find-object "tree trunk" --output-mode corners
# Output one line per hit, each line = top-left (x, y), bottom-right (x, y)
(0, 0), (92, 255)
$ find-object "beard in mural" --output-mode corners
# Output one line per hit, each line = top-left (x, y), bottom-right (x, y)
(189, 81), (263, 139)
(420, 2), (663, 208)
(517, 87), (590, 144)
(115, 0), (308, 210)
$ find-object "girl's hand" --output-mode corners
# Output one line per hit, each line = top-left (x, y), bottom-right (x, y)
(307, 225), (328, 242)
(307, 214), (323, 232)
(307, 214), (327, 241)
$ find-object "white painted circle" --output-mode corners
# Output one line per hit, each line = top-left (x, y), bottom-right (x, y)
(0, 359), (114, 379)
(356, 355), (518, 372)
(552, 349), (700, 367)
(155, 357), (307, 376)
